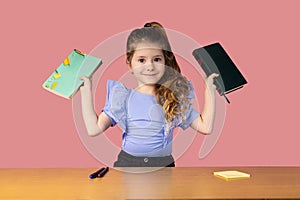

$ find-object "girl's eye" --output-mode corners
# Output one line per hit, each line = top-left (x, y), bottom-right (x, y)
(138, 58), (145, 63)
(154, 57), (162, 62)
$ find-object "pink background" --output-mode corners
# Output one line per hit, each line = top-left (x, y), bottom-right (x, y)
(1, 0), (299, 168)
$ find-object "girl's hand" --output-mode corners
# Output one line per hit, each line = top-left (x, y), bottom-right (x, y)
(205, 73), (219, 91)
(80, 76), (92, 93)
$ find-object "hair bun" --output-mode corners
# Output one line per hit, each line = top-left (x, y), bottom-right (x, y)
(144, 23), (152, 27)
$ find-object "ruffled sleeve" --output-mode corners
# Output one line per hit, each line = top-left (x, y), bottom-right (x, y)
(176, 81), (200, 130)
(102, 80), (129, 131)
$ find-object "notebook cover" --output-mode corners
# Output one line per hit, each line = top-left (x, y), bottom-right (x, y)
(192, 42), (247, 96)
(42, 49), (102, 99)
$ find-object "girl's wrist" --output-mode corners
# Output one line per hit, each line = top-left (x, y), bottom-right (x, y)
(204, 84), (216, 93)
(204, 86), (216, 99)
(80, 87), (92, 96)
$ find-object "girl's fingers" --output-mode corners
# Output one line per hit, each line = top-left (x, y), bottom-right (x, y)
(209, 73), (219, 79)
(80, 76), (89, 81)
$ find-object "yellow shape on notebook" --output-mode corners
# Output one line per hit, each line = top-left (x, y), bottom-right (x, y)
(213, 170), (250, 181)
(54, 72), (60, 79)
(63, 57), (70, 65)
(51, 82), (58, 90)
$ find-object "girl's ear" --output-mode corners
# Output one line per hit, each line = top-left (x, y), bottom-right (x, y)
(127, 62), (133, 74)
(126, 58), (131, 66)
(126, 60), (131, 68)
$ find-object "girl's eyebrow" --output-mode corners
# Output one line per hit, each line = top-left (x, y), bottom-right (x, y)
(136, 55), (163, 58)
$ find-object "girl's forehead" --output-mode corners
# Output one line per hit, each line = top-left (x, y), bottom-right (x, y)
(133, 48), (163, 57)
(133, 42), (164, 57)
(134, 41), (163, 51)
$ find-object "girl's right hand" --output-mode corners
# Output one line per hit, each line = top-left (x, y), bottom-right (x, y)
(205, 73), (219, 91)
(80, 76), (92, 93)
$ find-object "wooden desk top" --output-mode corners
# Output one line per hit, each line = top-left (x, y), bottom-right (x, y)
(1, 167), (300, 199)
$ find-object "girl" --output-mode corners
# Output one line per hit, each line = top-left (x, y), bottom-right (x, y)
(80, 22), (218, 167)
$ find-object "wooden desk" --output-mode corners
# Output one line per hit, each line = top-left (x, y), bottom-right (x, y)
(1, 167), (300, 199)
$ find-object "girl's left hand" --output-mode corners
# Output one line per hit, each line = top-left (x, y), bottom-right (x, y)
(80, 76), (92, 93)
(205, 73), (219, 91)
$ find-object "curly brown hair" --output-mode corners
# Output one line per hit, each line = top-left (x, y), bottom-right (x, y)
(126, 22), (191, 127)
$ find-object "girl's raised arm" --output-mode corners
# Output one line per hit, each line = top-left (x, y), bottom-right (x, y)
(80, 76), (112, 136)
(190, 73), (219, 134)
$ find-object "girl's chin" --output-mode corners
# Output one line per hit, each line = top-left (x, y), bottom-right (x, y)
(145, 80), (160, 85)
(141, 79), (160, 85)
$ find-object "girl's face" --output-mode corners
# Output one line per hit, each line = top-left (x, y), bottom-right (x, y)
(129, 42), (165, 87)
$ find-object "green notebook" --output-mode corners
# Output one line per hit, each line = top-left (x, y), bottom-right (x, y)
(42, 49), (102, 99)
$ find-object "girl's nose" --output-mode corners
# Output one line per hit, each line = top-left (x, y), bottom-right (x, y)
(145, 61), (155, 71)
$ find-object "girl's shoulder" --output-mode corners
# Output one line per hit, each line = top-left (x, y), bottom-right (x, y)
(106, 79), (127, 89)
(103, 80), (129, 131)
(187, 80), (196, 99)
(106, 80), (129, 93)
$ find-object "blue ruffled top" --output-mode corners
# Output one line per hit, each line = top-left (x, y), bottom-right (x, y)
(102, 80), (199, 157)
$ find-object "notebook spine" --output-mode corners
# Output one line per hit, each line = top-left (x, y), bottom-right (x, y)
(193, 49), (225, 95)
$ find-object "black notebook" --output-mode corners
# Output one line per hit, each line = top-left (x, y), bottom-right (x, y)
(192, 42), (247, 103)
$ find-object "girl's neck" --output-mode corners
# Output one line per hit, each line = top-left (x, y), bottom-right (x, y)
(134, 84), (155, 96)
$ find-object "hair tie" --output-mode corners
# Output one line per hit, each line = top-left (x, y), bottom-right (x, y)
(176, 80), (182, 87)
(144, 23), (152, 27)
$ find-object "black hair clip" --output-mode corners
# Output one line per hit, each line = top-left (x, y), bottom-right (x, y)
(144, 23), (152, 27)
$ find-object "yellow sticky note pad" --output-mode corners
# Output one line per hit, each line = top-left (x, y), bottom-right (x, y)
(213, 170), (250, 181)
(63, 57), (70, 65)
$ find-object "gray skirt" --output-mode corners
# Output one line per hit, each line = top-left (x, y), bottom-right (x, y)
(113, 150), (175, 167)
